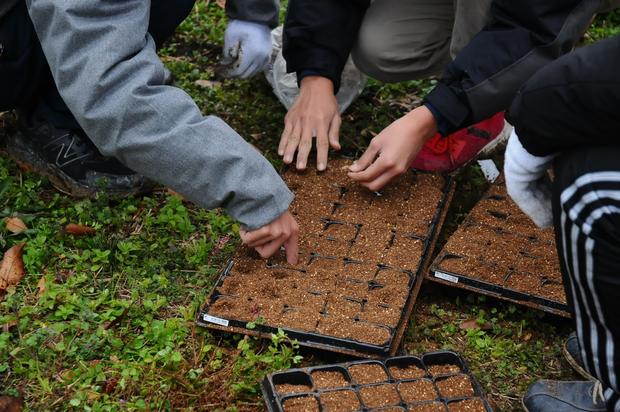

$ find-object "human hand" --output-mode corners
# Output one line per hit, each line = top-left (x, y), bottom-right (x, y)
(278, 76), (341, 171)
(348, 106), (437, 191)
(504, 130), (557, 228)
(219, 20), (272, 79)
(239, 211), (299, 264)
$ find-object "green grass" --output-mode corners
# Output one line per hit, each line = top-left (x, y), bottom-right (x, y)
(1, 5), (619, 411)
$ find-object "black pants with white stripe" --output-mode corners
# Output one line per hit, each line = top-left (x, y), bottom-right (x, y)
(553, 147), (620, 409)
(508, 34), (620, 410)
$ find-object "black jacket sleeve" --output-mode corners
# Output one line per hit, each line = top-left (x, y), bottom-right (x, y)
(508, 35), (620, 157)
(226, 0), (280, 28)
(282, 0), (370, 92)
(425, 0), (603, 136)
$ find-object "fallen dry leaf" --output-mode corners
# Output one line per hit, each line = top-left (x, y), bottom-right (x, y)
(4, 217), (27, 234)
(459, 319), (492, 331)
(37, 276), (47, 297)
(0, 395), (23, 412)
(194, 79), (221, 89)
(1, 319), (17, 333)
(64, 223), (96, 236)
(0, 244), (26, 297)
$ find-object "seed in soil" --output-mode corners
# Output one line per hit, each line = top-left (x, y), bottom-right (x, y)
(311, 369), (350, 389)
(435, 375), (475, 399)
(447, 398), (487, 412)
(320, 389), (360, 412)
(398, 379), (438, 403)
(348, 363), (389, 385)
(408, 401), (448, 412)
(426, 364), (462, 377)
(276, 383), (313, 395)
(282, 395), (320, 412)
(388, 362), (427, 380)
(359, 383), (401, 408)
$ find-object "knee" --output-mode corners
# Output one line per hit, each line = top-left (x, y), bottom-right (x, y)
(352, 21), (448, 82)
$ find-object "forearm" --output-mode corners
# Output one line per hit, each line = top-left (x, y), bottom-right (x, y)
(425, 0), (599, 136)
(283, 0), (370, 92)
(26, 0), (292, 229)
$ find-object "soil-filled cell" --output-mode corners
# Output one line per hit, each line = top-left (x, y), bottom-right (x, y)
(311, 368), (350, 389)
(446, 398), (487, 412)
(315, 315), (355, 340)
(398, 379), (438, 403)
(426, 363), (462, 377)
(313, 237), (353, 258)
(435, 374), (475, 399)
(349, 321), (392, 346)
(276, 383), (313, 396)
(207, 296), (242, 320)
(381, 234), (424, 270)
(343, 260), (381, 282)
(277, 309), (321, 332)
(408, 401), (448, 412)
(282, 395), (320, 412)
(323, 221), (360, 242)
(388, 359), (427, 381)
(348, 225), (394, 261)
(359, 384), (401, 408)
(375, 268), (413, 288)
(320, 389), (361, 412)
(367, 283), (410, 308)
(435, 254), (508, 286)
(359, 302), (402, 328)
(324, 294), (363, 319)
(333, 277), (369, 301)
(348, 362), (389, 385)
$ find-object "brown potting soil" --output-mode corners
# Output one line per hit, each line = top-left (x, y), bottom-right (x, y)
(319, 389), (360, 412)
(435, 375), (475, 399)
(389, 363), (427, 380)
(398, 379), (438, 403)
(348, 363), (389, 385)
(427, 364), (462, 377)
(408, 401), (448, 412)
(446, 398), (487, 412)
(434, 176), (566, 307)
(204, 159), (449, 350)
(311, 370), (350, 389)
(359, 384), (401, 408)
(276, 383), (313, 395)
(282, 395), (320, 412)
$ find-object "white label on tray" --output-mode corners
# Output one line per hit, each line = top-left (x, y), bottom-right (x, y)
(434, 271), (459, 283)
(203, 314), (229, 327)
(477, 159), (500, 183)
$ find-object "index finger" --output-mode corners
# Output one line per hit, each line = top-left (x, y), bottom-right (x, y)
(284, 228), (299, 265)
(348, 156), (386, 183)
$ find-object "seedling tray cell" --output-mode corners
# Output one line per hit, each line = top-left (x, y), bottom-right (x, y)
(261, 351), (493, 412)
(428, 176), (570, 317)
(199, 159), (455, 357)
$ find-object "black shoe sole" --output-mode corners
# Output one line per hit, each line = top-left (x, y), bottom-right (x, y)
(6, 130), (156, 199)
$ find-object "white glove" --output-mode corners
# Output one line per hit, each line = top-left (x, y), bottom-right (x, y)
(504, 130), (557, 228)
(219, 20), (272, 79)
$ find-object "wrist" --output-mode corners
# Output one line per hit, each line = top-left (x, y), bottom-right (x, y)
(403, 106), (438, 142)
(300, 76), (335, 95)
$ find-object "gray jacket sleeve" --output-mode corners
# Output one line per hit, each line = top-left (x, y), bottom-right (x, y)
(226, 0), (280, 28)
(25, 0), (293, 230)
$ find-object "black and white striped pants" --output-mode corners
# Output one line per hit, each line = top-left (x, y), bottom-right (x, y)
(553, 147), (620, 410)
(508, 34), (620, 410)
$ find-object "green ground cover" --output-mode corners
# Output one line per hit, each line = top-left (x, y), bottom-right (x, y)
(1, 3), (618, 410)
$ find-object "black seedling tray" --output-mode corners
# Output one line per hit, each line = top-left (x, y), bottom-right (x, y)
(261, 351), (493, 411)
(428, 177), (570, 317)
(198, 163), (455, 358)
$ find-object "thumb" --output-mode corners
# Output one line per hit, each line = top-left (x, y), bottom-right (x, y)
(350, 141), (380, 173)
